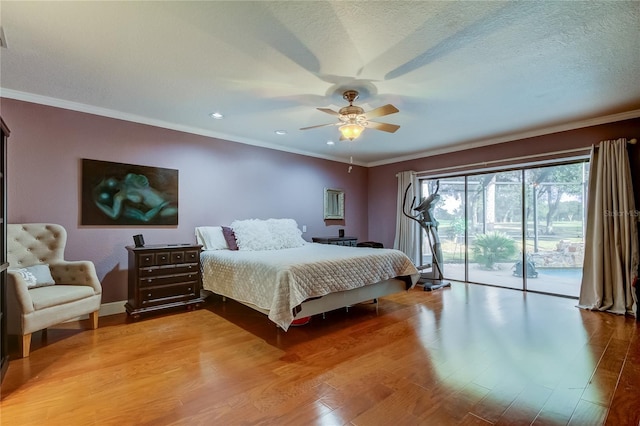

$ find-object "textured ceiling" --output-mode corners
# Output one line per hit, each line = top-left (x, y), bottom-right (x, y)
(1, 1), (639, 165)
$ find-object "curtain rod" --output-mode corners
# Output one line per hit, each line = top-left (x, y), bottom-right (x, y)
(416, 137), (636, 176)
(416, 147), (589, 176)
(592, 138), (637, 148)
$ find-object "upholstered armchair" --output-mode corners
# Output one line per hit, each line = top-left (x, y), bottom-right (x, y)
(7, 224), (102, 357)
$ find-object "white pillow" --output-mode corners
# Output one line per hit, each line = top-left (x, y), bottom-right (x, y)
(11, 264), (56, 288)
(266, 218), (305, 249)
(231, 219), (279, 251)
(195, 226), (228, 250)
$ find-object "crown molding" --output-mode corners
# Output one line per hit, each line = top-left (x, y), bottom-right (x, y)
(0, 88), (366, 166)
(3, 88), (636, 169)
(367, 109), (640, 167)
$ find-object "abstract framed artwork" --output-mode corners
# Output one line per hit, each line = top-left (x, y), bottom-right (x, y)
(81, 159), (178, 226)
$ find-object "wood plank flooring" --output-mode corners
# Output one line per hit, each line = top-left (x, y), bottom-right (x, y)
(1, 283), (638, 425)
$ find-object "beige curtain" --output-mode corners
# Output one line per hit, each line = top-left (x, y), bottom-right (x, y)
(394, 171), (418, 264)
(578, 138), (638, 316)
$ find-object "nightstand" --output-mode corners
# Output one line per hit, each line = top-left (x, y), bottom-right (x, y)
(312, 236), (358, 247)
(125, 243), (204, 319)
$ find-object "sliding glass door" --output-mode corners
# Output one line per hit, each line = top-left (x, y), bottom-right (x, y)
(523, 163), (587, 297)
(419, 177), (466, 282)
(467, 171), (523, 289)
(419, 160), (587, 297)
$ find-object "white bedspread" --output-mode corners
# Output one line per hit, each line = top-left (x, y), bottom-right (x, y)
(200, 243), (419, 330)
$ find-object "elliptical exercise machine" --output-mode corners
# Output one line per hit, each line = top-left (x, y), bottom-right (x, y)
(403, 181), (451, 291)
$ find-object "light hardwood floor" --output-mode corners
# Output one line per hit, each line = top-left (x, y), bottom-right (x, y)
(1, 283), (638, 425)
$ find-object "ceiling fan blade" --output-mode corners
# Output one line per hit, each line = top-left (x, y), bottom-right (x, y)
(364, 104), (399, 119)
(317, 107), (340, 116)
(300, 122), (337, 131)
(366, 121), (400, 133)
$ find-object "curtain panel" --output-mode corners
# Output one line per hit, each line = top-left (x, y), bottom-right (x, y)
(578, 138), (639, 316)
(394, 171), (418, 264)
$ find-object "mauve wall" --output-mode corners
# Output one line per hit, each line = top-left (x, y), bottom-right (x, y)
(368, 118), (640, 248)
(1, 98), (368, 303)
(3, 97), (639, 304)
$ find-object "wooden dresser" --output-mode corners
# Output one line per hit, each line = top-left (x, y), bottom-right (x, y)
(312, 236), (358, 246)
(125, 243), (204, 318)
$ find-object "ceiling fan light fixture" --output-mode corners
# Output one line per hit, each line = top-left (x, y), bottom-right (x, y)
(300, 89), (399, 139)
(339, 123), (364, 141)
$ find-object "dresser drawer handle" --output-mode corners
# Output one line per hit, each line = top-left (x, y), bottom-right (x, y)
(147, 293), (152, 297)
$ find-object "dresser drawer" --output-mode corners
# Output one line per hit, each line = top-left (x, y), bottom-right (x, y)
(138, 253), (155, 267)
(138, 263), (199, 278)
(170, 251), (185, 263)
(139, 283), (198, 307)
(154, 252), (171, 265)
(138, 272), (199, 288)
(184, 249), (199, 262)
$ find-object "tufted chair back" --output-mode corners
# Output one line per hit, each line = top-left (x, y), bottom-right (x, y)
(8, 223), (67, 269)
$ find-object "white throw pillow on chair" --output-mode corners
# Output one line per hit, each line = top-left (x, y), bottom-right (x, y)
(11, 264), (56, 288)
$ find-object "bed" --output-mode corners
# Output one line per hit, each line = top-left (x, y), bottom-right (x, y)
(196, 219), (419, 330)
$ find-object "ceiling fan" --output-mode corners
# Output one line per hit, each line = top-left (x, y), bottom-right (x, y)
(300, 90), (400, 141)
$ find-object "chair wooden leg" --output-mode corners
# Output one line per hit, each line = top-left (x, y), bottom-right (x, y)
(21, 334), (32, 358)
(89, 310), (99, 329)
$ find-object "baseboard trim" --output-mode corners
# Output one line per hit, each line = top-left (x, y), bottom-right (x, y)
(63, 300), (126, 323)
(99, 300), (126, 317)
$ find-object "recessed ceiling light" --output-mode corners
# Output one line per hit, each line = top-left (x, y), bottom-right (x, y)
(209, 112), (224, 119)
(326, 140), (335, 145)
(275, 130), (287, 135)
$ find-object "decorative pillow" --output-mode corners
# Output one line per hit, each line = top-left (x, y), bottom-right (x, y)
(11, 264), (56, 288)
(266, 218), (306, 249)
(195, 226), (229, 250)
(231, 219), (279, 251)
(221, 226), (239, 250)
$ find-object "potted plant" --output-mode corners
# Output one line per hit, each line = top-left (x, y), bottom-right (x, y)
(472, 231), (517, 270)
